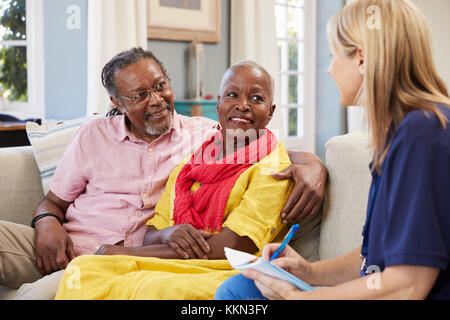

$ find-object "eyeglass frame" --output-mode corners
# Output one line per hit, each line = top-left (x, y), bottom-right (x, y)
(119, 77), (171, 107)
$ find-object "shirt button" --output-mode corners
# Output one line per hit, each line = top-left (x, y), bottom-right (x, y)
(135, 211), (140, 216)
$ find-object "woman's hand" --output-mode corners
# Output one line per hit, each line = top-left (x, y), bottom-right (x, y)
(242, 243), (313, 300)
(242, 269), (301, 300)
(261, 244), (313, 282)
(157, 224), (212, 259)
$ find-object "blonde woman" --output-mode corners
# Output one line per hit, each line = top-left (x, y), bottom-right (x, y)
(216, 0), (450, 300)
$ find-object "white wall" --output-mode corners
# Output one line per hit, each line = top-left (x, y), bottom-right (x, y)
(411, 0), (450, 88)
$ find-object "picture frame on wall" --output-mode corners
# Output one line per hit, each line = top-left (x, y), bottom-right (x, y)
(147, 0), (222, 43)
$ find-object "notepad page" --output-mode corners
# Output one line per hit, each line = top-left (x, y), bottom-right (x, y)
(225, 247), (257, 267)
(258, 259), (314, 291)
(224, 247), (314, 292)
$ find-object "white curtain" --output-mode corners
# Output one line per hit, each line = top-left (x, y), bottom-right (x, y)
(86, 0), (148, 115)
(230, 0), (284, 141)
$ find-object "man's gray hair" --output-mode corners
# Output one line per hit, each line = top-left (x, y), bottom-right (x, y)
(219, 60), (275, 103)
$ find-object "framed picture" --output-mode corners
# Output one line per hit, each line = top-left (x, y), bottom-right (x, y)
(147, 0), (222, 43)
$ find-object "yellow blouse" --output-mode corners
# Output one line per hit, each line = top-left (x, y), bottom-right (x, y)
(148, 141), (293, 254)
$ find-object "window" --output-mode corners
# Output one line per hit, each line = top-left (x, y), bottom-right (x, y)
(0, 0), (44, 119)
(0, 0), (27, 102)
(275, 0), (316, 152)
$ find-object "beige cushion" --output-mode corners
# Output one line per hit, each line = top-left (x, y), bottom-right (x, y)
(26, 115), (102, 194)
(290, 209), (322, 263)
(0, 147), (44, 226)
(319, 132), (373, 261)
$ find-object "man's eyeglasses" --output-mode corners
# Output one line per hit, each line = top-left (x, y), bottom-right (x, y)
(120, 79), (170, 106)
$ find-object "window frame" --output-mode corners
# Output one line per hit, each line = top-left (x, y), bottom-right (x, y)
(0, 0), (45, 120)
(275, 0), (316, 153)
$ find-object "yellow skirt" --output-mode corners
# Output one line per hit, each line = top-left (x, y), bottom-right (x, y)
(55, 255), (241, 300)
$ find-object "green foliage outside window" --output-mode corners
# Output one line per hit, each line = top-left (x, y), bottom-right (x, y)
(0, 0), (27, 102)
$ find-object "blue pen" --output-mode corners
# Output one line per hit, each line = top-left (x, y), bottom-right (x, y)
(269, 224), (300, 261)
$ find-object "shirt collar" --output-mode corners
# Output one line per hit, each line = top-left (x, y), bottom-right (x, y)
(116, 115), (130, 142)
(171, 110), (182, 132)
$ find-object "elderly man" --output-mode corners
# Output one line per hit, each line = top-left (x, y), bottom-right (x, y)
(0, 48), (327, 299)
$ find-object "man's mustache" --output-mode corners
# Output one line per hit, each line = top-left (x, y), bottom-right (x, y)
(144, 103), (171, 120)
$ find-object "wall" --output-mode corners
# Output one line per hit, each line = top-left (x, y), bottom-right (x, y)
(44, 0), (87, 120)
(315, 0), (346, 161)
(411, 0), (450, 88)
(147, 0), (230, 100)
(42, 0), (228, 120)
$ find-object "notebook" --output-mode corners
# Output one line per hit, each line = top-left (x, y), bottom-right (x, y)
(224, 247), (314, 292)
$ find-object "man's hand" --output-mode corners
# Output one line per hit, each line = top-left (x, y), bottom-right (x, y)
(274, 152), (328, 223)
(34, 217), (77, 275)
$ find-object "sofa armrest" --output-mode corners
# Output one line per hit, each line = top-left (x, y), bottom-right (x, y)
(319, 132), (373, 261)
(0, 146), (44, 225)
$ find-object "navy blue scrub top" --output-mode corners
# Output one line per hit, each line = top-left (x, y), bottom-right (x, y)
(362, 104), (450, 300)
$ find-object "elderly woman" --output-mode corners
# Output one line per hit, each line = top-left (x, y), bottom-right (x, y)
(55, 61), (296, 300)
(216, 0), (450, 300)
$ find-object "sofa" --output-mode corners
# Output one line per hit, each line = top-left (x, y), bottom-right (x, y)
(0, 131), (373, 299)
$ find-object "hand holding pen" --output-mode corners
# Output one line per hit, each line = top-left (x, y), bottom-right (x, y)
(269, 224), (300, 261)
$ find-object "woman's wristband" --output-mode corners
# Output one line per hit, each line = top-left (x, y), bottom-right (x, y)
(31, 213), (64, 228)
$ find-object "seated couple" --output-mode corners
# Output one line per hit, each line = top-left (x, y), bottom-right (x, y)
(0, 48), (326, 300)
(54, 59), (307, 299)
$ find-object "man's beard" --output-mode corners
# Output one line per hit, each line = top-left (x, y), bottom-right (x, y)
(144, 104), (173, 137)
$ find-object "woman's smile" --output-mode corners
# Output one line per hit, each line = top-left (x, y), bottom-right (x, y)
(229, 116), (254, 126)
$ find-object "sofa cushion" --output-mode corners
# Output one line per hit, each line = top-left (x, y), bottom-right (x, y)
(26, 115), (102, 194)
(319, 132), (373, 261)
(290, 210), (322, 263)
(0, 146), (44, 225)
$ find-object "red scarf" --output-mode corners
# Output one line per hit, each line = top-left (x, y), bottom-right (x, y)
(173, 129), (278, 232)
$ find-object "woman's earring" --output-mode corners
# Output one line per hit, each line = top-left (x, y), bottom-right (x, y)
(216, 123), (222, 131)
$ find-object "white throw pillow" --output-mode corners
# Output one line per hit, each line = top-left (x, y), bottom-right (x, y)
(26, 114), (103, 194)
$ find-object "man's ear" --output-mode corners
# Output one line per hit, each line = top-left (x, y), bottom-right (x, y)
(110, 96), (126, 115)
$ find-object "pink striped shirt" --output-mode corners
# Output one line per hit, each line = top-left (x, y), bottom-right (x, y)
(49, 112), (217, 255)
